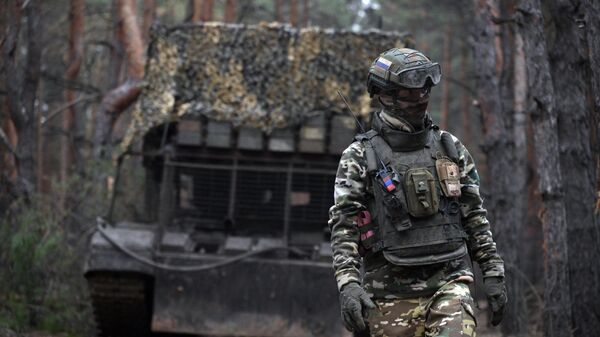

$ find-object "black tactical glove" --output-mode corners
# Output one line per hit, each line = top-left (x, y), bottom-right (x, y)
(483, 276), (507, 326)
(339, 282), (376, 332)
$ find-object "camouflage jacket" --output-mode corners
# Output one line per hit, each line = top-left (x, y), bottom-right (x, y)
(328, 112), (505, 299)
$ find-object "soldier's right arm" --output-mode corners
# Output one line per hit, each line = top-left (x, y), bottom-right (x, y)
(328, 141), (370, 291)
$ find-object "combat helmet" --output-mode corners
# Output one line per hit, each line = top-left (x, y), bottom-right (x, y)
(367, 48), (442, 96)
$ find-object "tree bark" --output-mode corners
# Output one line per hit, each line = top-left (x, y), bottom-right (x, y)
(460, 36), (472, 146)
(546, 1), (600, 334)
(302, 0), (309, 27)
(190, 0), (202, 22)
(117, 0), (144, 79)
(224, 0), (236, 23)
(20, 0), (41, 193)
(581, 0), (600, 248)
(93, 0), (144, 158)
(505, 11), (528, 335)
(440, 25), (452, 130)
(1, 113), (18, 181)
(142, 0), (156, 44)
(289, 0), (298, 27)
(62, 0), (84, 201)
(472, 0), (527, 332)
(2, 0), (42, 196)
(274, 0), (282, 22)
(517, 1), (573, 336)
(107, 1), (124, 90)
(202, 0), (214, 21)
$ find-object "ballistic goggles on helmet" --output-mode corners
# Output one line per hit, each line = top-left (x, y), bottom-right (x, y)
(368, 62), (442, 95)
(392, 63), (442, 88)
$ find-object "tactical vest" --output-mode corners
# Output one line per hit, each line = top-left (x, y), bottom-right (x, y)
(355, 115), (467, 267)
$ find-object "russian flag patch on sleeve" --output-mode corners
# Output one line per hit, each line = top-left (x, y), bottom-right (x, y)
(375, 57), (392, 71)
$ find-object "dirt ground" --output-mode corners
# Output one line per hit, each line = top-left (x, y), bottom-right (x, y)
(0, 303), (518, 337)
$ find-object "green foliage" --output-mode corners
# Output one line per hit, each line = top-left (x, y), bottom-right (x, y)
(0, 196), (92, 335)
(0, 153), (147, 336)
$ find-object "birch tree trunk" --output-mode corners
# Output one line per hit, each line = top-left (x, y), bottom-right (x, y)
(516, 1), (572, 336)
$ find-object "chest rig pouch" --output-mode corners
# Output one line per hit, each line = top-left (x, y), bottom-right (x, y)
(356, 126), (467, 267)
(404, 168), (439, 217)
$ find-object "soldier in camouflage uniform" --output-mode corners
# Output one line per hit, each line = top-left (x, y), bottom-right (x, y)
(329, 48), (507, 336)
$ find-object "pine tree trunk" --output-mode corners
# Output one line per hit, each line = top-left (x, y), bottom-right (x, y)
(440, 25), (452, 130)
(142, 0), (156, 44)
(62, 0), (84, 205)
(274, 0), (282, 22)
(546, 1), (600, 334)
(1, 112), (18, 181)
(2, 0), (42, 196)
(504, 14), (528, 336)
(472, 1), (526, 332)
(460, 24), (472, 146)
(224, 0), (236, 23)
(581, 0), (600, 257)
(190, 0), (202, 22)
(290, 0), (298, 27)
(302, 0), (309, 27)
(516, 1), (573, 336)
(202, 0), (214, 21)
(93, 0), (144, 158)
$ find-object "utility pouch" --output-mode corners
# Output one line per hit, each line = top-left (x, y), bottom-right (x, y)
(435, 158), (462, 197)
(372, 175), (412, 233)
(403, 168), (439, 217)
(357, 211), (377, 250)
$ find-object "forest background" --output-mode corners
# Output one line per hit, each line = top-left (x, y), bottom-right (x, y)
(0, 1), (598, 337)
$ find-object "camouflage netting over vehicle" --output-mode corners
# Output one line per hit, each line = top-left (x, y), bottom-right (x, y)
(122, 22), (412, 149)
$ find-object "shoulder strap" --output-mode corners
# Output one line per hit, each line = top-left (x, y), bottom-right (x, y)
(368, 133), (395, 166)
(354, 129), (378, 142)
(355, 130), (379, 173)
(440, 131), (459, 163)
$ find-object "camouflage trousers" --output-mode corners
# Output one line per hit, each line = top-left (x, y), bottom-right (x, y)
(366, 281), (477, 337)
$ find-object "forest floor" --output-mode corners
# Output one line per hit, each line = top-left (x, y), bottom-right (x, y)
(0, 301), (535, 337)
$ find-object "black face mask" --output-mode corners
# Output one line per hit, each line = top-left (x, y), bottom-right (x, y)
(378, 88), (430, 130)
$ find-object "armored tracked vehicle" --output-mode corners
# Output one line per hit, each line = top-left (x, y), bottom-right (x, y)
(84, 22), (411, 337)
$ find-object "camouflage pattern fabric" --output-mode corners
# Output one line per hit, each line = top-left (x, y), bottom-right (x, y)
(366, 281), (477, 337)
(120, 22), (412, 152)
(328, 112), (505, 295)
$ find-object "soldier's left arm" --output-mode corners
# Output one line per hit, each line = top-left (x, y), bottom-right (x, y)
(451, 134), (505, 279)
